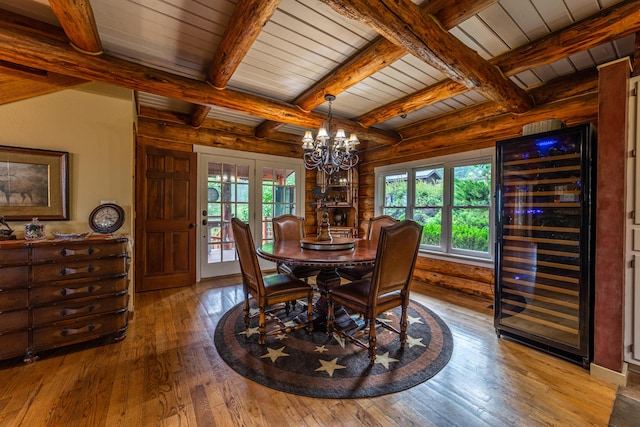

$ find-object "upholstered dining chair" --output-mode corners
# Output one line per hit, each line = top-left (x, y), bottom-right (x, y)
(272, 214), (320, 282)
(327, 220), (423, 364)
(231, 217), (314, 344)
(336, 215), (398, 281)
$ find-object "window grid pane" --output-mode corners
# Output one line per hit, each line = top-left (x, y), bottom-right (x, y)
(261, 167), (297, 244)
(378, 154), (492, 259)
(383, 172), (407, 220)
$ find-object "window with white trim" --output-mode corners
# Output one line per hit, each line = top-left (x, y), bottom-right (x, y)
(376, 148), (494, 261)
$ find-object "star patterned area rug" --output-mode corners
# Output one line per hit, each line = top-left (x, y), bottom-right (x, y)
(214, 299), (453, 399)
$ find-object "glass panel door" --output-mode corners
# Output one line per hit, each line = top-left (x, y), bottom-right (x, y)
(200, 155), (253, 277)
(198, 154), (304, 278)
(260, 165), (298, 246)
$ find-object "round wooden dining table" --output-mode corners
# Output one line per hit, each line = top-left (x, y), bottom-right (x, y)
(257, 238), (378, 290)
(257, 238), (378, 329)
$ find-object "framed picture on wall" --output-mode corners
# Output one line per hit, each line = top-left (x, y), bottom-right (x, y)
(0, 146), (69, 220)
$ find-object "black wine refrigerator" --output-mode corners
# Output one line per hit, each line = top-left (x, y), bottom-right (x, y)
(494, 123), (596, 368)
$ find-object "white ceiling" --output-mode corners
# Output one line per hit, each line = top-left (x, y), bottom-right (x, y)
(0, 0), (634, 135)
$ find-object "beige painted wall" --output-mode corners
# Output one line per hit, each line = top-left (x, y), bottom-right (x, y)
(0, 82), (135, 235)
(0, 82), (136, 305)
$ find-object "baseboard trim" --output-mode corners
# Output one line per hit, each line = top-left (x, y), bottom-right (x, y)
(590, 361), (628, 386)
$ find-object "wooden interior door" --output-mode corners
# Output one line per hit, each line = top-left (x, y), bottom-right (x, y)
(135, 144), (197, 291)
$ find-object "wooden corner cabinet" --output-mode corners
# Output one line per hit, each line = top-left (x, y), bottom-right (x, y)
(0, 236), (129, 362)
(316, 169), (358, 238)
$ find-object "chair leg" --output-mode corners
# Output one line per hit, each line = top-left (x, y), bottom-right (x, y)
(285, 300), (291, 315)
(400, 303), (408, 348)
(243, 294), (250, 331)
(326, 298), (335, 334)
(368, 318), (377, 365)
(258, 307), (267, 345)
(306, 292), (314, 335)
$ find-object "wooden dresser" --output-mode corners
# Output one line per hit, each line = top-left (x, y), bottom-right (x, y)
(0, 236), (129, 362)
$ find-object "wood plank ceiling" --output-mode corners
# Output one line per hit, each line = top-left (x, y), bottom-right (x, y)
(0, 0), (638, 150)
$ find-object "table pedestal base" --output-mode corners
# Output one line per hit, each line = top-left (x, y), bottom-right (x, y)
(295, 268), (358, 331)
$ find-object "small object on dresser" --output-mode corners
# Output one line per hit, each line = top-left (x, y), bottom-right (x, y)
(25, 217), (45, 240)
(0, 215), (15, 240)
(89, 203), (125, 234)
(52, 232), (89, 240)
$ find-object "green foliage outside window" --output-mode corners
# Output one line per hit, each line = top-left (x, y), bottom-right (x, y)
(383, 163), (491, 253)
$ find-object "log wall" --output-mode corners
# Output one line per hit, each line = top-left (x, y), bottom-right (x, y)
(137, 83), (599, 300)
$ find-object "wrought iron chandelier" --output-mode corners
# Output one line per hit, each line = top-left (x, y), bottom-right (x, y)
(301, 94), (359, 175)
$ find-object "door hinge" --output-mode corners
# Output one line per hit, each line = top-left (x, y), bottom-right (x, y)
(632, 149), (637, 157)
(631, 257), (635, 268)
(632, 87), (638, 97)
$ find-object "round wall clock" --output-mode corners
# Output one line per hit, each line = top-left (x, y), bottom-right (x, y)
(89, 203), (125, 234)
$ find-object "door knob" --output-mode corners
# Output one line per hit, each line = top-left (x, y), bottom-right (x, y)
(189, 223), (196, 228)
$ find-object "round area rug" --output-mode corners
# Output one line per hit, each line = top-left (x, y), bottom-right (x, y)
(214, 299), (453, 399)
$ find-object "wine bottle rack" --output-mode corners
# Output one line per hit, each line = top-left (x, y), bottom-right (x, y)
(495, 124), (595, 368)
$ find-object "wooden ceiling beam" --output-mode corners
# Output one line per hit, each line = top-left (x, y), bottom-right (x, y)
(188, 0), (281, 127)
(255, 0), (497, 137)
(0, 19), (399, 145)
(495, 0), (640, 76)
(0, 71), (86, 105)
(0, 9), (68, 43)
(358, 79), (467, 128)
(358, 0), (640, 127)
(321, 0), (533, 114)
(363, 93), (598, 170)
(397, 68), (599, 142)
(48, 0), (103, 54)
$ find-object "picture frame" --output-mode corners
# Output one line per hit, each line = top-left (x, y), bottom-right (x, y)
(0, 146), (69, 220)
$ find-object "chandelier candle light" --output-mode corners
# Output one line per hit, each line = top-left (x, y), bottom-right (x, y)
(302, 94), (359, 175)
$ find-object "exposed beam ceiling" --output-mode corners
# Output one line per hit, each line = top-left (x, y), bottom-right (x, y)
(0, 0), (638, 150)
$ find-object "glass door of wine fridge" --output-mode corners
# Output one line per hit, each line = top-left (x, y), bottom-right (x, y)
(494, 123), (595, 368)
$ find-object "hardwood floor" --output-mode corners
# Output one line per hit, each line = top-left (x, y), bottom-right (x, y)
(0, 277), (617, 426)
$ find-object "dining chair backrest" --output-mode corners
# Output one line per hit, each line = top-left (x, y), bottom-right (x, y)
(231, 217), (264, 296)
(273, 214), (306, 242)
(366, 215), (398, 242)
(368, 220), (422, 307)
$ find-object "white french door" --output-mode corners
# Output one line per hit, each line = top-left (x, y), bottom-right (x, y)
(196, 147), (304, 279)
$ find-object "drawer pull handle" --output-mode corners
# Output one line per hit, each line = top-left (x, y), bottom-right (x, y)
(59, 247), (97, 257)
(60, 304), (96, 317)
(60, 284), (100, 296)
(60, 264), (95, 276)
(60, 323), (98, 337)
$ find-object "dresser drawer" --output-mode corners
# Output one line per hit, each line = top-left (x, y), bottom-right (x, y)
(32, 241), (126, 262)
(0, 247), (29, 265)
(0, 330), (29, 360)
(32, 292), (128, 326)
(32, 256), (127, 283)
(0, 289), (29, 311)
(31, 275), (128, 305)
(0, 309), (29, 333)
(0, 265), (29, 289)
(32, 310), (128, 350)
